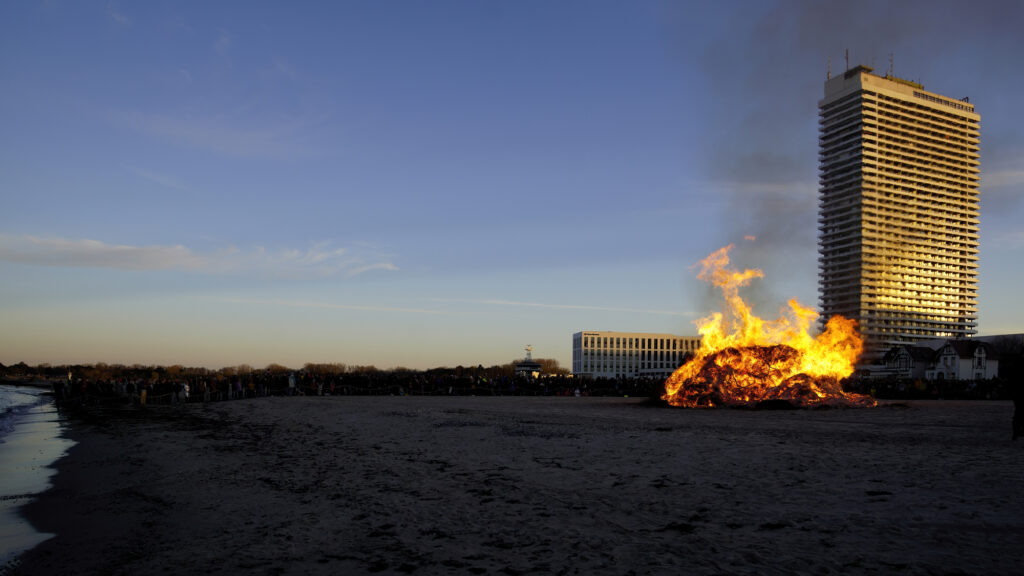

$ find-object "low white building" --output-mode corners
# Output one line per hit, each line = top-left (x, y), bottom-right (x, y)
(926, 340), (999, 381)
(879, 339), (1000, 381)
(572, 331), (701, 379)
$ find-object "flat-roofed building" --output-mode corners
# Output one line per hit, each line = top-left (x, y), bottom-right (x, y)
(818, 65), (980, 359)
(572, 331), (701, 379)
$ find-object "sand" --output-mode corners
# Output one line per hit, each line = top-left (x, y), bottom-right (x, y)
(10, 396), (1024, 575)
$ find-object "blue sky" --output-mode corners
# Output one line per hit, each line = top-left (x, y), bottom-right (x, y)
(2, 0), (1022, 370)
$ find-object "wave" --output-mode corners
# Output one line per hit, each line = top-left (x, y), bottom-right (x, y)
(0, 385), (53, 443)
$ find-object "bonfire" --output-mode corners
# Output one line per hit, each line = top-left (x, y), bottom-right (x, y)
(662, 245), (874, 408)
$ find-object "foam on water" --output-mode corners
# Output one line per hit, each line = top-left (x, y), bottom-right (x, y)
(0, 385), (52, 443)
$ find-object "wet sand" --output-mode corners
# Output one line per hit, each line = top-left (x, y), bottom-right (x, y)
(12, 397), (1024, 575)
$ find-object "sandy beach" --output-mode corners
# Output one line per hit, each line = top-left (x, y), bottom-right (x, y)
(10, 396), (1024, 575)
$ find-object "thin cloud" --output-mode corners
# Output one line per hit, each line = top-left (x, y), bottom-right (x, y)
(218, 297), (439, 315)
(0, 236), (203, 271)
(434, 298), (696, 317)
(987, 229), (1024, 250)
(214, 29), (232, 59)
(0, 235), (398, 278)
(106, 2), (131, 26)
(120, 110), (323, 159)
(982, 168), (1024, 189)
(129, 166), (191, 192)
(346, 262), (400, 277)
(980, 164), (1024, 212)
(167, 16), (194, 35)
(263, 56), (297, 79)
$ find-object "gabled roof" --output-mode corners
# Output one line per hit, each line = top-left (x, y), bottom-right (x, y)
(940, 340), (999, 360)
(907, 346), (936, 362)
(883, 345), (939, 364)
(883, 340), (1001, 365)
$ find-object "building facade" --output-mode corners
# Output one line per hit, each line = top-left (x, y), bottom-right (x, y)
(818, 65), (980, 359)
(926, 340), (998, 381)
(881, 345), (936, 379)
(572, 331), (701, 379)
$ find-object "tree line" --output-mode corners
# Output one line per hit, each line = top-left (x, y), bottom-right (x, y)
(0, 358), (570, 383)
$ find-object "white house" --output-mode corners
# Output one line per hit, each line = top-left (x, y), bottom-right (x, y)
(878, 339), (1000, 381)
(925, 340), (999, 381)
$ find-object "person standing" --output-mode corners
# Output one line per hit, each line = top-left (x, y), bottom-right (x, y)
(1013, 383), (1023, 441)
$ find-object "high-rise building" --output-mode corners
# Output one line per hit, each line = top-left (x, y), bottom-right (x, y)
(818, 65), (980, 359)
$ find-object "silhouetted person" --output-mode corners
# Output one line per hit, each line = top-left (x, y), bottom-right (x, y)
(52, 379), (65, 406)
(1013, 383), (1024, 441)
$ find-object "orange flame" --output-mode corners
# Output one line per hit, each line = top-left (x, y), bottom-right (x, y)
(663, 245), (873, 408)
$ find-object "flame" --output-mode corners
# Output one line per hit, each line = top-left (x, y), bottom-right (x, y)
(663, 245), (874, 408)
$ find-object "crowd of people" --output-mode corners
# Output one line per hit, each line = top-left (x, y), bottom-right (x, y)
(845, 376), (1016, 401)
(40, 361), (1020, 411)
(51, 369), (672, 408)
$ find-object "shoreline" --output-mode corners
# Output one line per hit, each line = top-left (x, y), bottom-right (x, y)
(0, 383), (73, 574)
(11, 397), (1024, 575)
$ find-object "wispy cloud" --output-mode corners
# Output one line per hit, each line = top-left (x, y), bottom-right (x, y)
(433, 298), (696, 317)
(214, 29), (232, 60)
(982, 168), (1024, 189)
(166, 16), (194, 35)
(128, 166), (191, 192)
(346, 262), (400, 276)
(980, 164), (1024, 212)
(0, 236), (398, 278)
(988, 229), (1024, 250)
(218, 297), (438, 315)
(119, 110), (324, 159)
(106, 2), (131, 26)
(0, 236), (202, 271)
(262, 56), (297, 80)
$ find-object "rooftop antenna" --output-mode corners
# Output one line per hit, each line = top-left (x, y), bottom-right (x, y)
(827, 56), (831, 79)
(845, 48), (849, 71)
(889, 52), (894, 77)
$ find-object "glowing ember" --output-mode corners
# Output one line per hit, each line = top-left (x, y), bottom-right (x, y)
(663, 245), (874, 408)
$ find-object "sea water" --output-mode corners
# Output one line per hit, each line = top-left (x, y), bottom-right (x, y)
(0, 383), (74, 571)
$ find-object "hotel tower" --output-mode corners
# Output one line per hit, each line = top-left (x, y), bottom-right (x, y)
(817, 65), (980, 358)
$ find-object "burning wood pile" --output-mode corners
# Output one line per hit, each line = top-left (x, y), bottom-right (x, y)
(663, 245), (874, 408)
